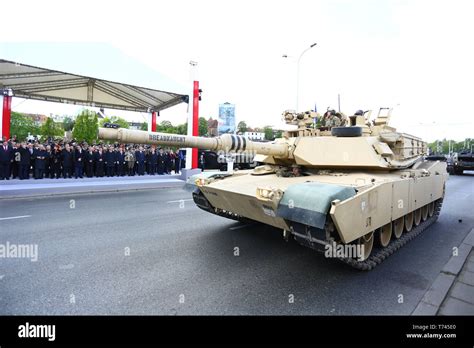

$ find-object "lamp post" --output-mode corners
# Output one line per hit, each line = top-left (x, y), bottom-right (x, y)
(296, 42), (317, 112)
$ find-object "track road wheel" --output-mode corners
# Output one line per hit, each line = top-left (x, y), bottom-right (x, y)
(428, 201), (435, 217)
(393, 217), (404, 239)
(405, 212), (414, 232)
(414, 208), (422, 226)
(421, 205), (429, 221)
(378, 223), (392, 247)
(355, 231), (374, 261)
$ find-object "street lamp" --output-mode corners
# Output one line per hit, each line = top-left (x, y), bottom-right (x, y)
(296, 43), (317, 112)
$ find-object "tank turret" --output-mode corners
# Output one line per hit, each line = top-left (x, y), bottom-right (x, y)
(98, 107), (427, 170)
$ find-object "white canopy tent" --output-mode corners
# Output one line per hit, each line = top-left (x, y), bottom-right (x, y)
(0, 59), (186, 113)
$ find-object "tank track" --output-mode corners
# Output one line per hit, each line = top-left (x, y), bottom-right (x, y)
(337, 199), (443, 271)
(193, 191), (253, 223)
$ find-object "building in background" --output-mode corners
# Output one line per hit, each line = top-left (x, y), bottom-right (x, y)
(128, 122), (143, 130)
(22, 113), (49, 127)
(207, 117), (218, 137)
(218, 102), (235, 135)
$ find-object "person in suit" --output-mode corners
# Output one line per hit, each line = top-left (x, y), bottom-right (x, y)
(44, 145), (53, 178)
(12, 142), (21, 179)
(85, 146), (95, 177)
(73, 145), (84, 179)
(0, 139), (14, 180)
(147, 148), (158, 175)
(135, 146), (146, 175)
(19, 142), (31, 180)
(61, 144), (73, 178)
(51, 145), (62, 179)
(34, 144), (47, 179)
(174, 150), (183, 174)
(94, 147), (105, 177)
(105, 146), (116, 177)
(116, 147), (126, 176)
(157, 148), (165, 175)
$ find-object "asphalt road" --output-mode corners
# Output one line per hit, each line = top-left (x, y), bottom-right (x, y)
(0, 174), (473, 315)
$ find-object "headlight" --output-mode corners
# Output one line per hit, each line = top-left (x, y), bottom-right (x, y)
(257, 187), (282, 200)
(195, 178), (210, 186)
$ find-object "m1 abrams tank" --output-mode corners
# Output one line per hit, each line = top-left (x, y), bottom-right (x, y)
(99, 107), (448, 270)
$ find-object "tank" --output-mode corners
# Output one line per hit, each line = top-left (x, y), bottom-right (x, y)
(98, 107), (448, 270)
(450, 150), (474, 175)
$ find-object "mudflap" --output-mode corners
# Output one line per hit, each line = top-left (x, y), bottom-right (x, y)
(276, 182), (356, 229)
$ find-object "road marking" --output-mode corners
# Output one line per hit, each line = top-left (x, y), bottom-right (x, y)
(229, 224), (250, 230)
(0, 275), (4, 280)
(0, 215), (31, 221)
(59, 264), (74, 270)
(166, 199), (193, 203)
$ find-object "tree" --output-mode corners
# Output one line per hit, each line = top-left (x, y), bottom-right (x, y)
(73, 109), (98, 143)
(63, 116), (75, 132)
(263, 126), (274, 141)
(176, 123), (187, 135)
(237, 121), (248, 134)
(199, 117), (208, 136)
(274, 130), (283, 139)
(157, 120), (176, 133)
(140, 122), (148, 131)
(40, 117), (63, 139)
(99, 116), (129, 129)
(10, 112), (40, 141)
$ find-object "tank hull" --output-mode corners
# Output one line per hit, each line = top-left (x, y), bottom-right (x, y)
(191, 160), (448, 269)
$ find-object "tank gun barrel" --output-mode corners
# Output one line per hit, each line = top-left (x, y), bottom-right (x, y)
(98, 127), (288, 157)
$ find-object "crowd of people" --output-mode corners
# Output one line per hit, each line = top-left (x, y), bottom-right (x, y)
(0, 137), (185, 180)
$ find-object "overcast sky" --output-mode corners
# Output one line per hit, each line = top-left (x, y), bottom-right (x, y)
(1, 0), (473, 141)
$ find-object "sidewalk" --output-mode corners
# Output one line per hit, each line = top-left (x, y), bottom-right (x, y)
(412, 228), (474, 315)
(0, 174), (185, 199)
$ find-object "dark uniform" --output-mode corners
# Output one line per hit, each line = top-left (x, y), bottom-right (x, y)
(61, 149), (73, 178)
(116, 150), (125, 176)
(51, 148), (62, 179)
(12, 146), (21, 179)
(135, 150), (146, 175)
(19, 146), (31, 180)
(94, 151), (105, 177)
(44, 149), (53, 178)
(0, 143), (13, 180)
(147, 151), (158, 175)
(34, 148), (47, 179)
(73, 149), (84, 178)
(85, 150), (95, 177)
(105, 149), (116, 177)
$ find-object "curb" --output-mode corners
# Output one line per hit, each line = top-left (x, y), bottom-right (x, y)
(412, 228), (474, 315)
(0, 182), (185, 200)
